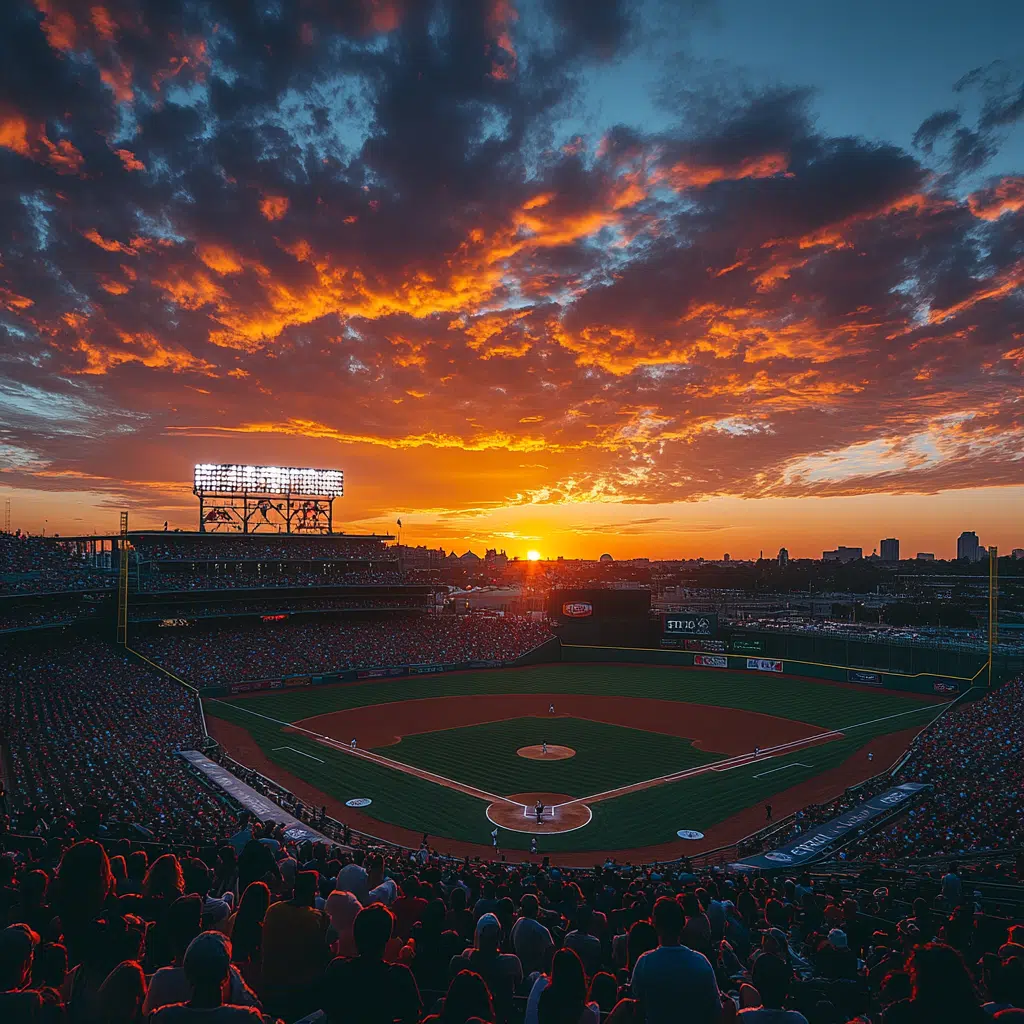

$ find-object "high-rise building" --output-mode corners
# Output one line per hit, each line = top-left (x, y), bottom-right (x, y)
(823, 546), (863, 563)
(778, 547), (789, 566)
(916, 552), (935, 561)
(957, 531), (982, 562)
(880, 538), (899, 562)
(1012, 548), (1024, 560)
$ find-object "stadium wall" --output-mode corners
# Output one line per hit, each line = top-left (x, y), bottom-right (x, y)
(558, 642), (985, 695)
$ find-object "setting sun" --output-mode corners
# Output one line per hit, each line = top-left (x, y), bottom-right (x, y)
(526, 550), (541, 561)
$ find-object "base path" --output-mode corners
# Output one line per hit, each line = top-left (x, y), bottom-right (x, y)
(518, 745), (575, 761)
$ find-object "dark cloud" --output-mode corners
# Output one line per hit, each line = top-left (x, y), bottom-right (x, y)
(913, 109), (960, 152)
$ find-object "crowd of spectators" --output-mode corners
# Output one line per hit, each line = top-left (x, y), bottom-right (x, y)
(0, 642), (237, 840)
(129, 597), (431, 622)
(1, 818), (1022, 1024)
(842, 679), (1024, 864)
(134, 536), (392, 562)
(0, 534), (113, 596)
(135, 616), (553, 687)
(137, 570), (407, 593)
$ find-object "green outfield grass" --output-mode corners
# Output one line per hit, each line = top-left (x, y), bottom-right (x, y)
(373, 716), (721, 798)
(205, 663), (946, 853)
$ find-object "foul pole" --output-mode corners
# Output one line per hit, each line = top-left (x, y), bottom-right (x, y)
(117, 511), (129, 645)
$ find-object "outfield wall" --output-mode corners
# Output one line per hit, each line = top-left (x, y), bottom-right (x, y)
(559, 642), (985, 695)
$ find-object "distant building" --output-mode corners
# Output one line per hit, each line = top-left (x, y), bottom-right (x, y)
(916, 552), (935, 561)
(778, 547), (789, 566)
(880, 538), (899, 562)
(599, 553), (614, 562)
(459, 550), (482, 564)
(822, 546), (863, 564)
(484, 548), (508, 571)
(723, 553), (730, 562)
(1013, 548), (1024, 560)
(956, 531), (982, 562)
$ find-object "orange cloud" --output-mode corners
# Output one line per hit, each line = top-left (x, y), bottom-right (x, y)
(75, 333), (215, 375)
(0, 109), (84, 174)
(969, 178), (1024, 221)
(114, 148), (145, 171)
(82, 229), (136, 255)
(198, 244), (244, 275)
(666, 152), (788, 190)
(260, 194), (289, 221)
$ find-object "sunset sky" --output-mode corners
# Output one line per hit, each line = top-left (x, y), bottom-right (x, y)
(2, 0), (1023, 559)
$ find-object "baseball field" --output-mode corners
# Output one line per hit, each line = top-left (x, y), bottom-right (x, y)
(203, 663), (948, 863)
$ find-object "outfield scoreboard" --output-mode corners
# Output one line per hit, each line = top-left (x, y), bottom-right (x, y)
(662, 612), (718, 637)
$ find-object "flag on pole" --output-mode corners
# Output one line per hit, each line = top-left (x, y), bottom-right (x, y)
(397, 518), (402, 527)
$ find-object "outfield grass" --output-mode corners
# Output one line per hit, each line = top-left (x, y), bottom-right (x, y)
(206, 664), (946, 853)
(375, 716), (721, 799)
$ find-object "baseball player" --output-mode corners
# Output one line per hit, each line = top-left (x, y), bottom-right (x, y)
(530, 837), (538, 855)
(868, 751), (874, 762)
(350, 738), (357, 749)
(754, 746), (760, 758)
(548, 703), (555, 715)
(491, 826), (499, 850)
(535, 800), (544, 825)
(542, 741), (548, 755)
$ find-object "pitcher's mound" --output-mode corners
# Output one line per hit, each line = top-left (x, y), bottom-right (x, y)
(517, 744), (575, 760)
(486, 792), (592, 834)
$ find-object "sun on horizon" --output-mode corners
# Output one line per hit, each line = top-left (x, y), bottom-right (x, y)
(526, 550), (541, 561)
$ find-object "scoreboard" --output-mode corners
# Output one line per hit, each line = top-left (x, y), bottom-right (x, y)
(662, 612), (718, 637)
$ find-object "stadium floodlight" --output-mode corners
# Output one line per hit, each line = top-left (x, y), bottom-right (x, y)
(193, 464), (344, 497)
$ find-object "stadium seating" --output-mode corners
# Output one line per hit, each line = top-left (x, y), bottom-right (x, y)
(135, 616), (554, 687)
(0, 533), (112, 595)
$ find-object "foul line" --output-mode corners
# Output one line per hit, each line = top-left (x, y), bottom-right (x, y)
(753, 762), (812, 778)
(209, 696), (951, 815)
(272, 746), (325, 763)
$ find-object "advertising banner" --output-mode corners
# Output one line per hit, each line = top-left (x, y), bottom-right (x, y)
(283, 676), (311, 688)
(694, 654), (728, 668)
(685, 638), (726, 653)
(747, 658), (783, 673)
(663, 613), (718, 637)
(730, 637), (765, 654)
(933, 680), (959, 694)
(732, 783), (931, 870)
(409, 664), (448, 675)
(848, 669), (883, 686)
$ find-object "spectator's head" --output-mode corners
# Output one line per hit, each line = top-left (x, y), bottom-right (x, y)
(353, 903), (394, 960)
(588, 972), (617, 1013)
(520, 894), (539, 920)
(96, 959), (147, 1024)
(167, 894), (203, 962)
(908, 942), (981, 1016)
(326, 890), (361, 958)
(827, 928), (848, 949)
(182, 932), (232, 1005)
(441, 970), (494, 1024)
(144, 854), (185, 901)
(53, 839), (113, 917)
(31, 941), (67, 990)
(652, 896), (684, 945)
(294, 870), (317, 907)
(182, 858), (212, 899)
(539, 948), (587, 1024)
(626, 919), (658, 970)
(450, 887), (468, 912)
(0, 925), (36, 992)
(575, 905), (594, 934)
(126, 851), (147, 881)
(751, 952), (792, 1010)
(20, 870), (48, 907)
(475, 913), (501, 955)
(987, 957), (1024, 1008)
(880, 970), (912, 1006)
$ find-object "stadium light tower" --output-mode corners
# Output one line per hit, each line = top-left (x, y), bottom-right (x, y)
(192, 463), (344, 534)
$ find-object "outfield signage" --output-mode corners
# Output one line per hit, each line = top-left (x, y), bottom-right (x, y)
(848, 669), (883, 686)
(732, 783), (931, 870)
(730, 637), (765, 654)
(933, 680), (959, 694)
(685, 638), (726, 653)
(747, 658), (783, 673)
(663, 613), (717, 637)
(694, 654), (728, 668)
(562, 601), (593, 618)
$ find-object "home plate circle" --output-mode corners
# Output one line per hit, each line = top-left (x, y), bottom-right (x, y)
(346, 798), (373, 808)
(486, 792), (592, 834)
(677, 829), (705, 840)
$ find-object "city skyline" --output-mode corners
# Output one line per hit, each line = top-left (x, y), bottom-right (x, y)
(2, 1), (1023, 559)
